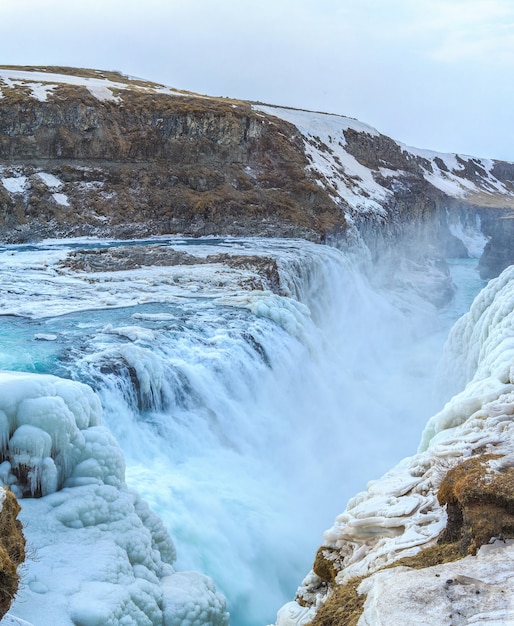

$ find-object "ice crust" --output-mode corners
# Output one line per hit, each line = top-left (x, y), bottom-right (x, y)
(276, 263), (514, 625)
(1, 372), (228, 626)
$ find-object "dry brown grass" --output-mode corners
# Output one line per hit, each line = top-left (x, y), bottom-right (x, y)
(309, 577), (366, 626)
(437, 453), (514, 554)
(391, 542), (462, 570)
(464, 192), (514, 209)
(0, 490), (25, 619)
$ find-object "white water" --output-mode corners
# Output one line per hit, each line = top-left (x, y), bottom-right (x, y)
(0, 237), (485, 626)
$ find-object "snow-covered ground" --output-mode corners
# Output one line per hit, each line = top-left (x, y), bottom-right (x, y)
(255, 104), (514, 219)
(0, 68), (187, 102)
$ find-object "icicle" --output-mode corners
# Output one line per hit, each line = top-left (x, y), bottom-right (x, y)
(0, 410), (10, 456)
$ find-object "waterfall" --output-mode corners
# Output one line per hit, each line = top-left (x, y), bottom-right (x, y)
(0, 237), (483, 625)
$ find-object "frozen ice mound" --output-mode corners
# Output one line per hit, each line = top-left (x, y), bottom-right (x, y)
(0, 372), (228, 626)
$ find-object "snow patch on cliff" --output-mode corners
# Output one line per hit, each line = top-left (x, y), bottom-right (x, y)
(402, 145), (511, 198)
(1, 177), (27, 194)
(255, 105), (390, 216)
(36, 172), (63, 189)
(52, 192), (70, 207)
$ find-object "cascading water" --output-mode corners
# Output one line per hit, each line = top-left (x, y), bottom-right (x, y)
(0, 236), (485, 626)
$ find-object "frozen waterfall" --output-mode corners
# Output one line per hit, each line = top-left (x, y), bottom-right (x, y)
(0, 236), (484, 626)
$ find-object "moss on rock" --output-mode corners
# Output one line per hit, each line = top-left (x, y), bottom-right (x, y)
(437, 453), (514, 554)
(0, 489), (25, 618)
(308, 576), (365, 626)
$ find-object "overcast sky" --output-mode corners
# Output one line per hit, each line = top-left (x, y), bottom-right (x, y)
(1, 0), (513, 160)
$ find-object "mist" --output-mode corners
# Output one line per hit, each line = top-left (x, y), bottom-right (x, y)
(53, 237), (480, 625)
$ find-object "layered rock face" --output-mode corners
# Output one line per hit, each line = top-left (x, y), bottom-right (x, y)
(0, 67), (341, 243)
(1, 66), (514, 280)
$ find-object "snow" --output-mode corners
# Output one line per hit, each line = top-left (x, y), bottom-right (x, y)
(448, 215), (488, 258)
(0, 617), (33, 626)
(36, 172), (63, 189)
(52, 192), (70, 206)
(1, 177), (27, 194)
(275, 262), (514, 625)
(255, 105), (390, 216)
(401, 144), (510, 198)
(161, 573), (229, 626)
(0, 237), (341, 319)
(0, 372), (228, 626)
(85, 84), (121, 103)
(358, 541), (514, 625)
(0, 69), (185, 104)
(0, 73), (58, 102)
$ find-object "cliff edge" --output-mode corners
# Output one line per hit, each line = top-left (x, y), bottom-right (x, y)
(0, 489), (25, 620)
(276, 264), (514, 625)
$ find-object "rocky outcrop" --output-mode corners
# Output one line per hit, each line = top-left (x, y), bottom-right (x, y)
(0, 67), (343, 243)
(437, 454), (514, 555)
(0, 489), (25, 619)
(478, 213), (514, 278)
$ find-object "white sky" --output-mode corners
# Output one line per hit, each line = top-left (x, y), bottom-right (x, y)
(1, 0), (513, 161)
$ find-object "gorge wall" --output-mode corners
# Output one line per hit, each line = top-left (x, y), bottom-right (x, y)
(2, 67), (514, 624)
(0, 67), (341, 243)
(0, 66), (514, 280)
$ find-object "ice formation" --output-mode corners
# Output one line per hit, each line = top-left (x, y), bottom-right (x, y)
(0, 235), (481, 626)
(1, 372), (228, 626)
(275, 263), (514, 625)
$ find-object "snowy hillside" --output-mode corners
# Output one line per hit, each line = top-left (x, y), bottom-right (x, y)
(1, 66), (514, 255)
(256, 104), (514, 219)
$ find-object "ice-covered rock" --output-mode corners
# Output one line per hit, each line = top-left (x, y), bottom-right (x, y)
(0, 372), (228, 626)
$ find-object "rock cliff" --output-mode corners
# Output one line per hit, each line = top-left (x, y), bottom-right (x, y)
(1, 66), (514, 279)
(0, 67), (341, 243)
